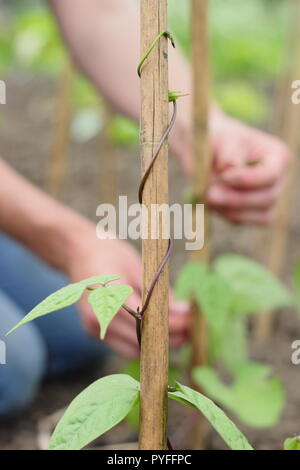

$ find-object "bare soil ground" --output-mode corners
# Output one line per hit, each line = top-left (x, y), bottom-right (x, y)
(0, 74), (300, 450)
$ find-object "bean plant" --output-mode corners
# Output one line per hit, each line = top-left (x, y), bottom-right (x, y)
(7, 273), (254, 450)
(175, 254), (292, 429)
(6, 256), (294, 449)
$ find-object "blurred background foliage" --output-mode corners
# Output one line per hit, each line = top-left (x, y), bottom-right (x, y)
(0, 0), (289, 143)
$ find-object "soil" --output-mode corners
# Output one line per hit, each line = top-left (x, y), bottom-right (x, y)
(0, 73), (300, 450)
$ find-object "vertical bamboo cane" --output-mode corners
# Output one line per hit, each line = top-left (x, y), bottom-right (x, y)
(139, 0), (169, 450)
(189, 0), (211, 450)
(254, 0), (300, 340)
(100, 104), (118, 205)
(47, 61), (73, 199)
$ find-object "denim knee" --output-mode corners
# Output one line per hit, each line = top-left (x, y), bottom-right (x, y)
(0, 292), (47, 417)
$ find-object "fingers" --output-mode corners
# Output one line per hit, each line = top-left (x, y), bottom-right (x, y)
(214, 136), (249, 173)
(214, 207), (276, 225)
(207, 181), (284, 211)
(220, 144), (290, 190)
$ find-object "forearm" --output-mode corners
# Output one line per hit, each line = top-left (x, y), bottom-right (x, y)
(47, 0), (197, 172)
(0, 160), (93, 272)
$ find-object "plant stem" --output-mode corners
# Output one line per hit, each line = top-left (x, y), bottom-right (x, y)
(139, 0), (169, 450)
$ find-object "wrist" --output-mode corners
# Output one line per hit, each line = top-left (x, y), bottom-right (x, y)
(169, 97), (193, 178)
(37, 211), (95, 274)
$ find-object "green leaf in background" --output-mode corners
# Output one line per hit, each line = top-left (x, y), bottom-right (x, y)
(217, 316), (248, 372)
(175, 262), (208, 301)
(7, 275), (120, 335)
(284, 436), (300, 450)
(122, 359), (140, 381)
(107, 116), (139, 147)
(88, 284), (133, 339)
(168, 0), (287, 126)
(0, 33), (14, 73)
(49, 374), (140, 450)
(193, 362), (284, 428)
(293, 261), (300, 310)
(210, 0), (287, 82)
(13, 11), (66, 73)
(214, 254), (292, 315)
(195, 272), (234, 359)
(72, 74), (100, 109)
(168, 382), (253, 450)
(168, 0), (190, 57)
(215, 82), (266, 125)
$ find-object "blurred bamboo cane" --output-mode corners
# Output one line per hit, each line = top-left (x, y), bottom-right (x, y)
(189, 0), (212, 449)
(254, 0), (300, 340)
(99, 104), (118, 206)
(47, 60), (73, 199)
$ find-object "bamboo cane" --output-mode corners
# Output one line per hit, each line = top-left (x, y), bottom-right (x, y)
(47, 61), (73, 199)
(254, 0), (300, 340)
(100, 104), (118, 205)
(139, 0), (170, 450)
(189, 0), (212, 450)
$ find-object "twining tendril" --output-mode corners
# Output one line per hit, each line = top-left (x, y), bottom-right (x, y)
(137, 30), (175, 78)
(138, 101), (177, 205)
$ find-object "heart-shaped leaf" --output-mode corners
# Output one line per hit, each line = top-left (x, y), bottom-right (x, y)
(214, 254), (292, 315)
(217, 316), (248, 372)
(175, 261), (208, 301)
(49, 374), (140, 450)
(293, 261), (300, 310)
(7, 275), (120, 335)
(195, 272), (234, 358)
(88, 284), (133, 339)
(193, 362), (284, 428)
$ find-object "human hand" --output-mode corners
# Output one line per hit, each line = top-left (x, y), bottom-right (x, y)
(67, 233), (190, 358)
(207, 116), (291, 224)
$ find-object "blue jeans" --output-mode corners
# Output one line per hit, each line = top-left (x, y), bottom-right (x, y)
(0, 234), (108, 417)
